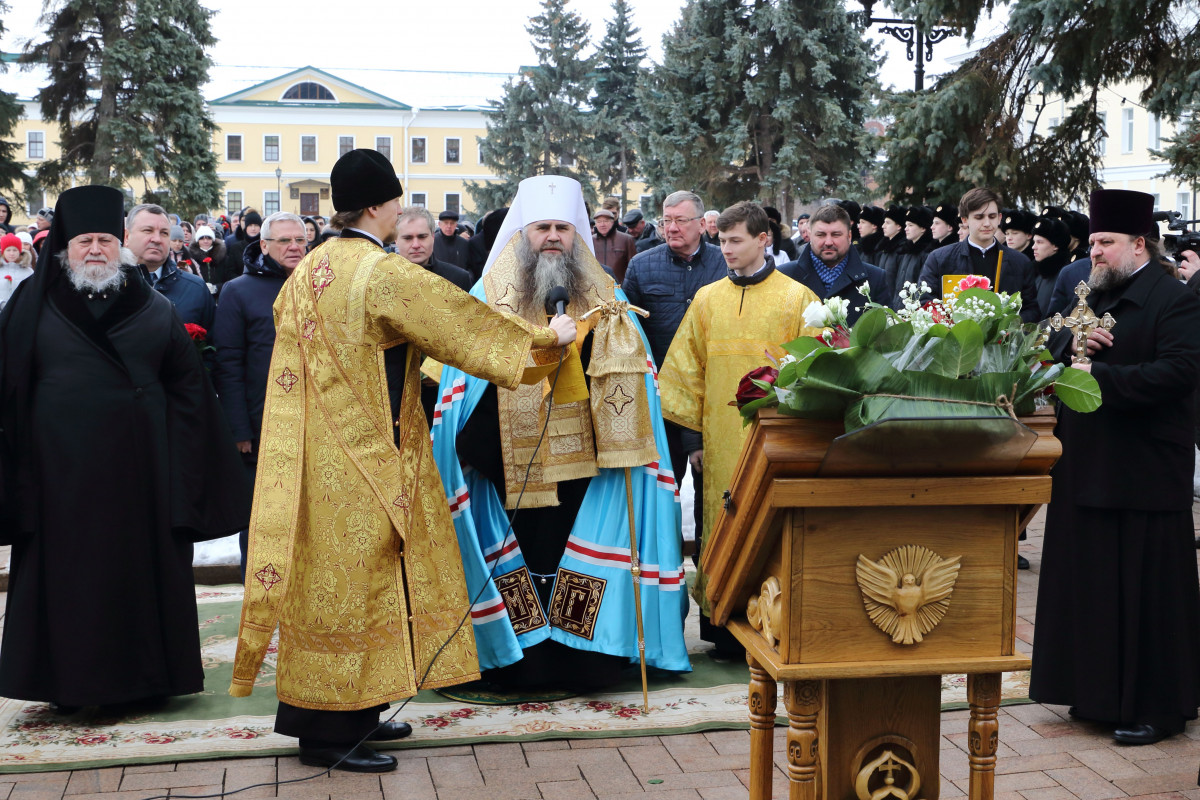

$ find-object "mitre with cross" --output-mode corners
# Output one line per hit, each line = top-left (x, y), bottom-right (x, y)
(1049, 281), (1116, 364)
(480, 174), (597, 278)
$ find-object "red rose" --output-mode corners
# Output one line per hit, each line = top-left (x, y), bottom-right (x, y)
(615, 706), (642, 718)
(226, 730), (258, 739)
(586, 701), (612, 711)
(956, 275), (991, 292)
(825, 327), (851, 348)
(143, 734), (175, 744)
(449, 708), (475, 718)
(518, 702), (549, 712)
(423, 717), (450, 728)
(734, 366), (779, 408)
(184, 323), (208, 342)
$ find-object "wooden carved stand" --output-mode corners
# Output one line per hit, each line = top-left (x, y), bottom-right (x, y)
(704, 411), (1059, 800)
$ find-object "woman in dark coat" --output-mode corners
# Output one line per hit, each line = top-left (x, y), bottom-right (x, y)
(1030, 216), (1073, 318)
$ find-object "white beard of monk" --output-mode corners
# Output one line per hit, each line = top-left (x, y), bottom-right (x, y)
(514, 232), (587, 316)
(58, 247), (136, 294)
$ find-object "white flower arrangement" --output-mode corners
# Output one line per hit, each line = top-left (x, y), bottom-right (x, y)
(802, 296), (850, 330)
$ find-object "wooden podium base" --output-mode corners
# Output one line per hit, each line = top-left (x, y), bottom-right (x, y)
(738, 620), (1029, 800)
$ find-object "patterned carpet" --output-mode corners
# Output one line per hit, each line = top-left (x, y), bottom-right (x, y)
(0, 585), (1030, 773)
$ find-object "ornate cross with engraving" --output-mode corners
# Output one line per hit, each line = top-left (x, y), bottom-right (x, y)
(1048, 281), (1116, 365)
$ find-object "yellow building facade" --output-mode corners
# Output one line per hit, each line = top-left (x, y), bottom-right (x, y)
(7, 65), (651, 229)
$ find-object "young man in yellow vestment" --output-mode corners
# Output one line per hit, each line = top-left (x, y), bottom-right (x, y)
(659, 201), (822, 658)
(228, 149), (577, 773)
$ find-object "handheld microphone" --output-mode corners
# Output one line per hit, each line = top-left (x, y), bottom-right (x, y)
(545, 285), (569, 317)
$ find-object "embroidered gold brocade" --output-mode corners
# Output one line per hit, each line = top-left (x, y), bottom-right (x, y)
(230, 239), (559, 710)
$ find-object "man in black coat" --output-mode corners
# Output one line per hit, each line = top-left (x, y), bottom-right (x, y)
(392, 206), (474, 425)
(433, 209), (470, 270)
(779, 203), (886, 324)
(0, 185), (250, 713)
(212, 212), (309, 579)
(917, 187), (1039, 322)
(1030, 189), (1200, 746)
(125, 203), (214, 330)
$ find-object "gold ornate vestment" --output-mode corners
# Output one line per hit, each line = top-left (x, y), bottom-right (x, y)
(659, 270), (820, 614)
(229, 237), (559, 710)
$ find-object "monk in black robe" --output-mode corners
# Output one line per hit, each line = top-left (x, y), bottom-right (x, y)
(0, 185), (250, 712)
(1031, 189), (1200, 745)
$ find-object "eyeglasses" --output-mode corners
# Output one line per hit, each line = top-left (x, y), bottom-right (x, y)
(661, 215), (702, 227)
(264, 237), (306, 246)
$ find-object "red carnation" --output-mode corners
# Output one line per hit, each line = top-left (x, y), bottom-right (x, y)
(202, 257), (212, 264)
(184, 323), (208, 342)
(735, 366), (779, 408)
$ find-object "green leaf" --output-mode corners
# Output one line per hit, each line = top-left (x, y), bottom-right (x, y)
(782, 336), (828, 360)
(873, 320), (915, 353)
(1053, 366), (1103, 413)
(802, 348), (905, 398)
(929, 319), (985, 378)
(1014, 362), (1064, 407)
(849, 308), (890, 348)
(738, 393), (779, 424)
(955, 288), (1003, 316)
(777, 386), (847, 420)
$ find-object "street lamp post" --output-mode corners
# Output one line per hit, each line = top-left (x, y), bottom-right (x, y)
(859, 0), (955, 92)
(275, 167), (282, 213)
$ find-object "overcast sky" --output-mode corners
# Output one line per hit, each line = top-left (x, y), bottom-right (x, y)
(1, 0), (1006, 96)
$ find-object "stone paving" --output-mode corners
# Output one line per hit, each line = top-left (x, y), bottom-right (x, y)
(1, 511), (1200, 799)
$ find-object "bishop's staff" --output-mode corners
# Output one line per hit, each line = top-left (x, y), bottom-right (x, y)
(582, 299), (655, 714)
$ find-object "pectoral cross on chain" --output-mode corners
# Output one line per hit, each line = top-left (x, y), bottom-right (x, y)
(1048, 281), (1116, 365)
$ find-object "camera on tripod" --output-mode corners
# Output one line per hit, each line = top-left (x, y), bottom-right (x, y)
(1155, 210), (1200, 261)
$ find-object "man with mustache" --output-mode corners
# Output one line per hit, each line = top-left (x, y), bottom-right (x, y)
(430, 174), (689, 694)
(779, 202), (886, 325)
(0, 185), (250, 715)
(1031, 189), (1200, 746)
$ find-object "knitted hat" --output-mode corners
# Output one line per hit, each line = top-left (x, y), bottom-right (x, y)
(243, 211), (263, 229)
(195, 225), (216, 240)
(0, 233), (21, 252)
(169, 225), (185, 241)
(331, 149), (403, 212)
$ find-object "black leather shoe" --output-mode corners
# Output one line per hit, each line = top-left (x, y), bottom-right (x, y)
(299, 743), (398, 773)
(367, 721), (412, 741)
(1113, 723), (1172, 745)
(1017, 555), (1030, 570)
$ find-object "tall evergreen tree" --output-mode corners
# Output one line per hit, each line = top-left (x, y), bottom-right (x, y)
(638, 0), (878, 211)
(876, 0), (1200, 207)
(468, 0), (597, 211)
(589, 0), (648, 212)
(0, 4), (27, 205)
(24, 0), (222, 221)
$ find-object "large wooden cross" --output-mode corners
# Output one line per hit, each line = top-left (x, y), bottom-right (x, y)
(1049, 281), (1116, 364)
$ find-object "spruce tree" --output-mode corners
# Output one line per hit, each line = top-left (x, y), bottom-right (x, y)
(875, 0), (1200, 207)
(589, 0), (648, 212)
(25, 0), (222, 221)
(0, 4), (27, 205)
(639, 0), (878, 211)
(468, 0), (597, 211)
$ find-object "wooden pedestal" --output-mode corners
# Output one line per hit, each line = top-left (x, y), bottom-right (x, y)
(704, 411), (1058, 800)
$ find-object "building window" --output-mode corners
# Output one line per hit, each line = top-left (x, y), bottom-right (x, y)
(1097, 111), (1107, 156)
(26, 131), (44, 160)
(1121, 108), (1134, 154)
(1149, 114), (1162, 149)
(264, 191), (280, 216)
(410, 192), (427, 208)
(1179, 192), (1192, 220)
(376, 136), (392, 162)
(1151, 193), (1160, 212)
(282, 82), (335, 102)
(411, 137), (426, 164)
(226, 134), (243, 162)
(1048, 117), (1059, 133)
(445, 138), (461, 165)
(339, 136), (355, 158)
(264, 135), (280, 162)
(226, 191), (243, 215)
(444, 193), (461, 216)
(301, 135), (317, 162)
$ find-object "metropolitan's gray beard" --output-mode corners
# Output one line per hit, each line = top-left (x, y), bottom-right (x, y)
(514, 235), (585, 316)
(1088, 259), (1139, 292)
(58, 247), (136, 294)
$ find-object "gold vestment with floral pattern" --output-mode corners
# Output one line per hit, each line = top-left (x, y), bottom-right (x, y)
(229, 238), (558, 710)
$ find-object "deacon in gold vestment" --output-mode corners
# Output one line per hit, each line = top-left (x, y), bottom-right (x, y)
(228, 150), (576, 773)
(659, 202), (820, 653)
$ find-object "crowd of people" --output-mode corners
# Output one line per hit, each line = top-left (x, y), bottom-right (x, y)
(0, 151), (1198, 772)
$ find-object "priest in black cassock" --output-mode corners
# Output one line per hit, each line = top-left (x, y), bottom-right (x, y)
(0, 185), (251, 713)
(1030, 188), (1200, 745)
